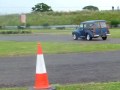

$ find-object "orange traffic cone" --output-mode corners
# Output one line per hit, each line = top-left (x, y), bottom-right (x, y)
(34, 43), (54, 90)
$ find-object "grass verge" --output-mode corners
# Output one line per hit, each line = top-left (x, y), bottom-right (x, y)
(110, 29), (120, 38)
(56, 82), (120, 90)
(31, 29), (72, 35)
(0, 87), (27, 90)
(1, 82), (120, 90)
(0, 41), (120, 57)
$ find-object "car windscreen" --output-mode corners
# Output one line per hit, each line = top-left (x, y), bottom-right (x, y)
(95, 22), (107, 28)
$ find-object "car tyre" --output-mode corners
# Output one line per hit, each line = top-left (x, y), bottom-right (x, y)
(73, 34), (78, 40)
(102, 37), (107, 40)
(86, 34), (92, 41)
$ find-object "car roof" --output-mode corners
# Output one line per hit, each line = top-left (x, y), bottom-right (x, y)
(81, 20), (106, 24)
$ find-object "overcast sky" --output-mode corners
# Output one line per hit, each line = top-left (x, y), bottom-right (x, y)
(0, 0), (120, 14)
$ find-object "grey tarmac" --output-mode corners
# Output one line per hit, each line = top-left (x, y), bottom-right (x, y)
(0, 51), (120, 87)
(0, 34), (120, 43)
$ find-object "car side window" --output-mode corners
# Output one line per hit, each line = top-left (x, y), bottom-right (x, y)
(79, 24), (83, 28)
(89, 23), (94, 30)
(84, 24), (87, 29)
(85, 23), (94, 29)
(95, 22), (100, 28)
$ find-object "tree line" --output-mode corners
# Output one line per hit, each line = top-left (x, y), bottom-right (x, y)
(32, 3), (99, 12)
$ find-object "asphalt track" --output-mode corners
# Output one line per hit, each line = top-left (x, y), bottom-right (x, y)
(0, 34), (120, 87)
(0, 34), (120, 43)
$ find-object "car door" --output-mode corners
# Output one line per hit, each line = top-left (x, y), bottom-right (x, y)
(79, 23), (85, 37)
(94, 22), (101, 35)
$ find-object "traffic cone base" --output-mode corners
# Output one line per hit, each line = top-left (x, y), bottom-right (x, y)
(34, 87), (54, 90)
(34, 73), (50, 89)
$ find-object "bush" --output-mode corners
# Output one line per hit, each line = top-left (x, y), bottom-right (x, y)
(42, 23), (51, 29)
(0, 26), (2, 29)
(42, 23), (49, 26)
(17, 26), (26, 29)
(56, 27), (65, 30)
(21, 30), (31, 34)
(0, 30), (31, 34)
(26, 23), (31, 28)
(110, 20), (120, 27)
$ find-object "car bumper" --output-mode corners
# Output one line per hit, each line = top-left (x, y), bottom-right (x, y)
(94, 35), (99, 37)
(94, 34), (111, 37)
(106, 34), (111, 36)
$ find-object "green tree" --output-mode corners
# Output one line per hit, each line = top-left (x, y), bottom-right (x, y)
(32, 3), (53, 12)
(83, 5), (99, 11)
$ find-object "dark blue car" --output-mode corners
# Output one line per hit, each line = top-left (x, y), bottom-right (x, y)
(72, 20), (110, 40)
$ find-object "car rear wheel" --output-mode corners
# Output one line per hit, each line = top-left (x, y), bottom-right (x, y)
(86, 34), (92, 41)
(102, 37), (107, 40)
(73, 34), (78, 40)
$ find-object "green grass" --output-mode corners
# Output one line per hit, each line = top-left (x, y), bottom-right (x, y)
(31, 29), (72, 34)
(1, 82), (120, 90)
(0, 41), (36, 56)
(0, 41), (120, 57)
(1, 10), (120, 26)
(110, 29), (120, 38)
(56, 82), (120, 90)
(0, 87), (27, 90)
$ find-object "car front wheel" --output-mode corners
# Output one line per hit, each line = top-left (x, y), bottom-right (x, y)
(73, 34), (78, 40)
(86, 34), (92, 41)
